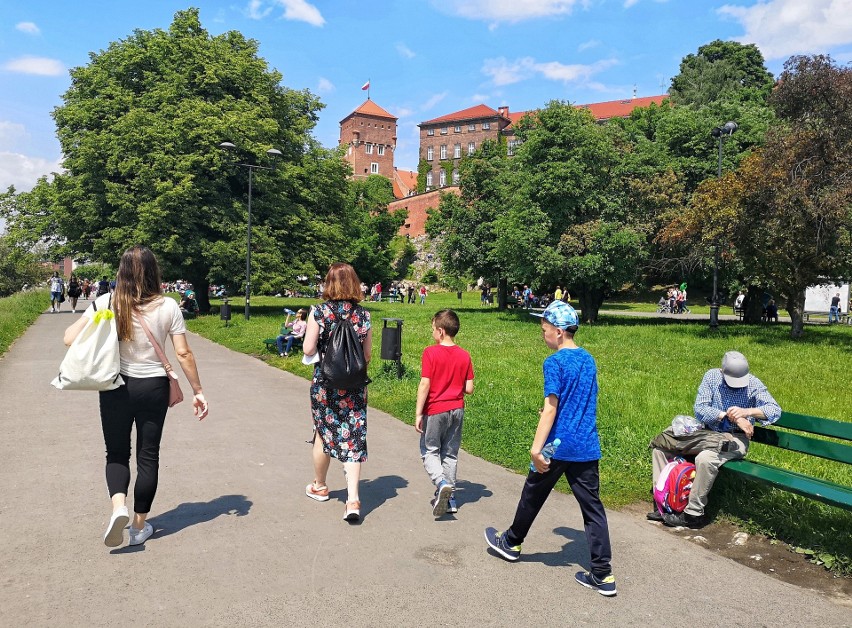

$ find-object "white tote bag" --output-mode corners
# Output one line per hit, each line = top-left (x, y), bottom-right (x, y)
(51, 296), (124, 391)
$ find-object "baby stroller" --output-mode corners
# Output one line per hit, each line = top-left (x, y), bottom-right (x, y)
(657, 296), (672, 314)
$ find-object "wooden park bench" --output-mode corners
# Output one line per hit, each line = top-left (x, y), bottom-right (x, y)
(722, 411), (852, 511)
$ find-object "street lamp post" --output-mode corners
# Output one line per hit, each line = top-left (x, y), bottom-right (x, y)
(218, 142), (282, 320)
(708, 121), (737, 330)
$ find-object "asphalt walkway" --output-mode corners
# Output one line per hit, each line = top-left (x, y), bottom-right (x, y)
(0, 307), (846, 627)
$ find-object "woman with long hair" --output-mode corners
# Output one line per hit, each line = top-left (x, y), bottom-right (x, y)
(302, 263), (372, 522)
(63, 246), (209, 547)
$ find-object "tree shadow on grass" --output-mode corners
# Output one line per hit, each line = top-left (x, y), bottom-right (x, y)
(328, 474), (408, 523)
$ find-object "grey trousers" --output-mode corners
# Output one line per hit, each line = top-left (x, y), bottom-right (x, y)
(420, 408), (464, 487)
(652, 433), (749, 517)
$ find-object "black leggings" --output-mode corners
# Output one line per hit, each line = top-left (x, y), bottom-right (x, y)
(99, 375), (170, 513)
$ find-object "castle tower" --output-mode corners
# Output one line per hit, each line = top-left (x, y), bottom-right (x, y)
(339, 100), (397, 180)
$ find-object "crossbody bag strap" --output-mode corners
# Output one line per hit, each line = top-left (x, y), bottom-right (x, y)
(133, 310), (174, 373)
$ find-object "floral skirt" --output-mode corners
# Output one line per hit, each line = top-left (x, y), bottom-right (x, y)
(310, 375), (367, 463)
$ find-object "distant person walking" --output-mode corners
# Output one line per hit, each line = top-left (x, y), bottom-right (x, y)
(48, 271), (65, 313)
(419, 285), (427, 305)
(97, 276), (110, 297)
(62, 246), (209, 548)
(302, 263), (373, 522)
(829, 292), (841, 323)
(67, 275), (82, 313)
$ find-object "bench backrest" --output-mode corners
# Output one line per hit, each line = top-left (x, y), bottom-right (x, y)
(752, 411), (852, 465)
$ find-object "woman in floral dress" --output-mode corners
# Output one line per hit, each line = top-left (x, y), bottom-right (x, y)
(302, 263), (373, 522)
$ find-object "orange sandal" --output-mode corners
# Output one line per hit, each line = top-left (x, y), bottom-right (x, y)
(306, 482), (330, 502)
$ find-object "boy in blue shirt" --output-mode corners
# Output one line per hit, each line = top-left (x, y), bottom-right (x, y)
(484, 301), (616, 596)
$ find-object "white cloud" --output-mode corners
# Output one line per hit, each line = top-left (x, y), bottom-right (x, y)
(2, 56), (65, 76)
(719, 0), (852, 60)
(15, 22), (40, 35)
(470, 93), (491, 102)
(623, 0), (641, 6)
(421, 92), (448, 111)
(246, 0), (273, 19)
(396, 43), (416, 59)
(274, 0), (325, 26)
(578, 39), (600, 52)
(317, 77), (335, 93)
(393, 106), (415, 119)
(0, 121), (28, 148)
(0, 152), (62, 193)
(431, 0), (584, 23)
(482, 56), (617, 86)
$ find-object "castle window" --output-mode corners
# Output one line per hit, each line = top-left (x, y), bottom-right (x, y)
(427, 146), (433, 161)
(427, 128), (434, 136)
(482, 121), (491, 130)
(468, 123), (476, 131)
(507, 140), (517, 156)
(440, 126), (448, 135)
(426, 171), (433, 187)
(439, 169), (446, 186)
(440, 145), (447, 159)
(377, 145), (385, 156)
(468, 142), (475, 155)
(365, 144), (373, 155)
(453, 169), (460, 184)
(453, 144), (461, 159)
(454, 125), (461, 133)
(371, 162), (379, 174)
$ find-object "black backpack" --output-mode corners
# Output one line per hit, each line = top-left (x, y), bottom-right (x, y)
(320, 309), (370, 389)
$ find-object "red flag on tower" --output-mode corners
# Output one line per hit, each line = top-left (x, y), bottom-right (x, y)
(361, 80), (370, 91)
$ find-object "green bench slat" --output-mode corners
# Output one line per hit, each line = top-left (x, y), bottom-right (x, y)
(774, 411), (852, 440)
(724, 459), (852, 510)
(752, 425), (852, 465)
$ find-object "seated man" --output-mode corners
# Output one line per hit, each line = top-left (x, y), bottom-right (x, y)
(179, 290), (199, 318)
(765, 299), (779, 322)
(650, 351), (781, 528)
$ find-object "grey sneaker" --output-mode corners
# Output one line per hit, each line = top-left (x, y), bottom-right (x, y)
(103, 506), (129, 547)
(484, 527), (521, 562)
(129, 521), (154, 546)
(432, 480), (453, 517)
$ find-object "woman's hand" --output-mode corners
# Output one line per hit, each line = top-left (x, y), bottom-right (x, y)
(193, 392), (209, 421)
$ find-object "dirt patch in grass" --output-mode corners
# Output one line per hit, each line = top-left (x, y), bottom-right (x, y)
(622, 502), (852, 606)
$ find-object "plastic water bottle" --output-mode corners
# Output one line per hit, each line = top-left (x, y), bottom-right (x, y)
(283, 308), (295, 315)
(671, 415), (703, 436)
(530, 438), (561, 472)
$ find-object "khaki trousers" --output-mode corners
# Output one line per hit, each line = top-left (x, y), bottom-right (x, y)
(652, 434), (750, 517)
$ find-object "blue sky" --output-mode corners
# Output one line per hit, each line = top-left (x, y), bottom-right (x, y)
(2, 0), (852, 193)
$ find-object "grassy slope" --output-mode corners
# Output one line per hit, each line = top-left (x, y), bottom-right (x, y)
(188, 292), (852, 571)
(0, 290), (49, 356)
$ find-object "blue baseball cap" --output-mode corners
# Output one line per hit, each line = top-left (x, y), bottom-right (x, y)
(531, 300), (579, 329)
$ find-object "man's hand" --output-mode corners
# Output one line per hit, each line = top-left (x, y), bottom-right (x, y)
(726, 406), (750, 421)
(415, 415), (424, 433)
(734, 416), (754, 438)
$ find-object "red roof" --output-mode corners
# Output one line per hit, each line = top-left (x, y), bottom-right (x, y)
(392, 169), (418, 199)
(420, 104), (503, 126)
(577, 95), (668, 120)
(340, 99), (397, 123)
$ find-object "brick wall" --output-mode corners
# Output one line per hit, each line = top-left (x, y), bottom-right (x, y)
(418, 119), (504, 187)
(340, 113), (397, 179)
(389, 186), (460, 238)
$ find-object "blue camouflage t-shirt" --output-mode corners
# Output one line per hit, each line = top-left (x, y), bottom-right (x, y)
(543, 347), (601, 462)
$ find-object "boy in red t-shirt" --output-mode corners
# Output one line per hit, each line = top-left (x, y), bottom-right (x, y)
(415, 309), (475, 517)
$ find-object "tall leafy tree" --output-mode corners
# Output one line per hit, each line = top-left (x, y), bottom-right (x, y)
(39, 9), (348, 310)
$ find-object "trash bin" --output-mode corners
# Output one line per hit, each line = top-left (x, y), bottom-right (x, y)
(220, 298), (231, 326)
(381, 318), (403, 361)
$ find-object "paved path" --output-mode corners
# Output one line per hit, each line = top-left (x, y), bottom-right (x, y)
(0, 309), (847, 627)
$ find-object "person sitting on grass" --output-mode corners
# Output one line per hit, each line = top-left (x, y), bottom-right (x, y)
(648, 351), (781, 528)
(276, 308), (308, 357)
(484, 300), (618, 597)
(179, 290), (199, 319)
(415, 309), (474, 518)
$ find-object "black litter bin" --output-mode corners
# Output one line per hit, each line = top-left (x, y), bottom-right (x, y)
(220, 298), (231, 326)
(381, 318), (403, 361)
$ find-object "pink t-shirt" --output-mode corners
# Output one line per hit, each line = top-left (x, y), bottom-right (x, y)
(421, 344), (474, 415)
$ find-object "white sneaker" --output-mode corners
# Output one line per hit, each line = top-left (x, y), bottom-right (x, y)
(129, 521), (154, 546)
(104, 506), (129, 547)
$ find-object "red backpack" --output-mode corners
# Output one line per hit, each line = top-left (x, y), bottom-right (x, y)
(653, 458), (696, 515)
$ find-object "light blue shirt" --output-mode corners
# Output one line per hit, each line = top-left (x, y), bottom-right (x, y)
(694, 369), (782, 432)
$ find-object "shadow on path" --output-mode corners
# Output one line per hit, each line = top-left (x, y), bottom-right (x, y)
(328, 475), (408, 522)
(520, 526), (589, 567)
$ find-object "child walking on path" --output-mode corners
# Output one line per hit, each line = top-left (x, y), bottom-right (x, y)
(484, 300), (617, 596)
(415, 309), (474, 517)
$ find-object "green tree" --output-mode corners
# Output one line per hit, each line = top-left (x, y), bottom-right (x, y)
(25, 8), (350, 311)
(0, 233), (46, 297)
(670, 39), (775, 107)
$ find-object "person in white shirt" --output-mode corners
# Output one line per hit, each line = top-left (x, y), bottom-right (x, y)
(63, 246), (209, 548)
(48, 272), (65, 313)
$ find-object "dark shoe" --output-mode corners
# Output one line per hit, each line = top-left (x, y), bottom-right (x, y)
(575, 571), (617, 597)
(662, 512), (706, 528)
(646, 510), (664, 522)
(484, 527), (521, 562)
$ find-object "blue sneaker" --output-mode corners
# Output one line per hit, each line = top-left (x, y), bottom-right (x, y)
(575, 571), (617, 597)
(447, 495), (458, 514)
(432, 480), (453, 517)
(484, 527), (521, 562)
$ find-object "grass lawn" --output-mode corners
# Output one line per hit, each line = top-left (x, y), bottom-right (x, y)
(0, 290), (49, 356)
(187, 291), (852, 572)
